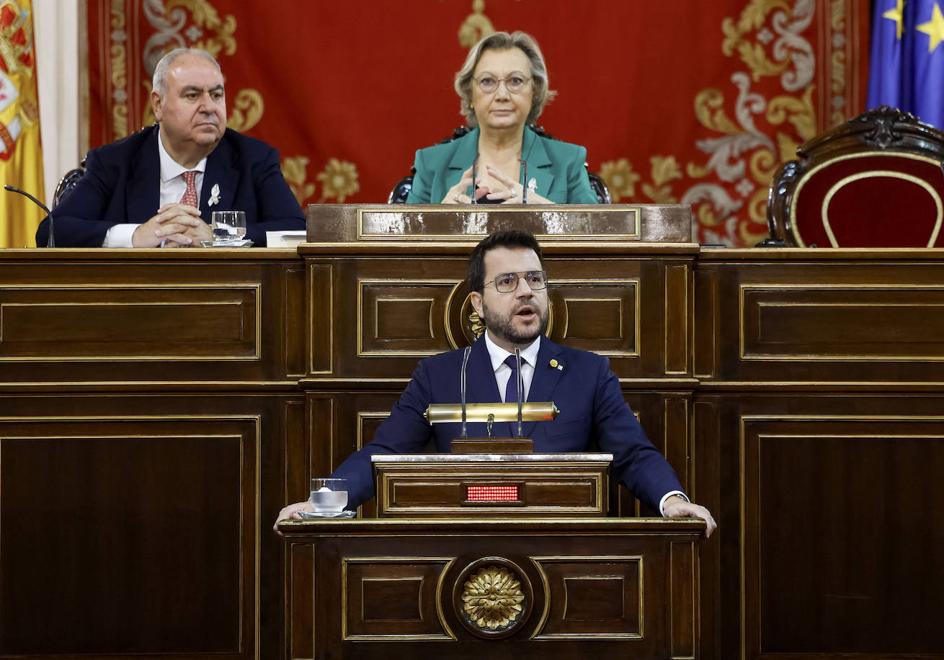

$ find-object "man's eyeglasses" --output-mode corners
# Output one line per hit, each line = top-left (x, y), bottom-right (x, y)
(485, 270), (548, 293)
(474, 73), (532, 95)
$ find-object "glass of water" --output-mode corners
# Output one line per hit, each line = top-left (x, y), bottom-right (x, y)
(211, 210), (247, 244)
(309, 478), (348, 513)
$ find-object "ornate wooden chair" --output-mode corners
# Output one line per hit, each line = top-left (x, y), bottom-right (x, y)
(53, 163), (86, 208)
(765, 106), (944, 247)
(389, 125), (611, 204)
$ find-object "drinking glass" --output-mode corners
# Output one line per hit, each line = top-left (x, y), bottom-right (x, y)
(309, 478), (349, 513)
(211, 210), (247, 243)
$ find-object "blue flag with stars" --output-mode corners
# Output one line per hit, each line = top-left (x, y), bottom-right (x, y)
(868, 0), (944, 128)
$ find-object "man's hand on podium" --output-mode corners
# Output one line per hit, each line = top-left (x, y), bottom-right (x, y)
(663, 495), (717, 538)
(273, 501), (315, 531)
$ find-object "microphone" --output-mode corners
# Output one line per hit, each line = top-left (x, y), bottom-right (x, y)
(459, 345), (472, 438)
(470, 155), (479, 205)
(515, 348), (524, 437)
(5, 184), (54, 247)
(519, 158), (528, 204)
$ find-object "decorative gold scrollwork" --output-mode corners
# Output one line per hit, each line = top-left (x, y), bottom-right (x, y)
(458, 0), (494, 48)
(460, 565), (526, 631)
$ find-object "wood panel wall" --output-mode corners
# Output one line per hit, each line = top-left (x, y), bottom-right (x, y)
(1, 246), (941, 659)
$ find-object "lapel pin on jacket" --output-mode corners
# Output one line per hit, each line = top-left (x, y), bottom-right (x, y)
(208, 183), (221, 207)
(549, 358), (563, 371)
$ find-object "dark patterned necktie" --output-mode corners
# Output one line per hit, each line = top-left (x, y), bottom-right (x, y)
(180, 170), (198, 207)
(503, 354), (525, 403)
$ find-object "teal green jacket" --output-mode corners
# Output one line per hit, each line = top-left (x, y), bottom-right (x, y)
(406, 127), (599, 204)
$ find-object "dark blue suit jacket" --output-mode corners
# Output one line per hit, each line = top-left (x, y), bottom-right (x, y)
(331, 336), (684, 511)
(36, 125), (305, 247)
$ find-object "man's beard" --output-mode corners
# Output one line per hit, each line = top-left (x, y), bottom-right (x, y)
(481, 300), (548, 346)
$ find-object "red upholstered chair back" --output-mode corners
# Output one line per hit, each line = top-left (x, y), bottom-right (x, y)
(766, 107), (944, 247)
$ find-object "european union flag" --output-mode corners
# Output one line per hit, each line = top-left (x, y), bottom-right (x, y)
(868, 0), (944, 128)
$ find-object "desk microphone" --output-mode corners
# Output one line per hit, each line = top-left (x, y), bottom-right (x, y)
(470, 155), (479, 205)
(459, 345), (472, 437)
(519, 159), (528, 205)
(4, 184), (54, 247)
(515, 348), (524, 437)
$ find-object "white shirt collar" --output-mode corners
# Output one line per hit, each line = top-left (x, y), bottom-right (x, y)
(157, 128), (208, 183)
(483, 331), (542, 372)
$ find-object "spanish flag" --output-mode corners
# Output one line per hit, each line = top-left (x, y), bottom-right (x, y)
(0, 0), (43, 248)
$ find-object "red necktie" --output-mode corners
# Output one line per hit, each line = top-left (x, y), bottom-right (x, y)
(179, 170), (198, 207)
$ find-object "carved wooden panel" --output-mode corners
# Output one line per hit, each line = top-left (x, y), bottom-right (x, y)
(744, 414), (944, 658)
(284, 519), (702, 659)
(740, 284), (944, 361)
(532, 556), (642, 639)
(342, 558), (455, 640)
(0, 284), (258, 358)
(552, 279), (639, 356)
(696, 393), (944, 660)
(0, 393), (302, 660)
(0, 258), (304, 385)
(0, 414), (257, 658)
(305, 256), (694, 381)
(696, 258), (944, 383)
(357, 279), (457, 356)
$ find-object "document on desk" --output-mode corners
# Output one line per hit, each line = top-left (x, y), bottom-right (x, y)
(265, 230), (307, 247)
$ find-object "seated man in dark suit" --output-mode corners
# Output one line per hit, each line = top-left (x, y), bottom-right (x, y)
(36, 47), (304, 248)
(277, 230), (716, 537)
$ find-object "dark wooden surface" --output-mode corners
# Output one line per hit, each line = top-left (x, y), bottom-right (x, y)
(278, 518), (703, 660)
(695, 249), (944, 660)
(372, 456), (611, 517)
(1, 239), (942, 659)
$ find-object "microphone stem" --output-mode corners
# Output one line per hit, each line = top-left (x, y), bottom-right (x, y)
(516, 348), (523, 437)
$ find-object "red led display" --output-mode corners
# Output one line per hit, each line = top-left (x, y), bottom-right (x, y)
(465, 485), (519, 502)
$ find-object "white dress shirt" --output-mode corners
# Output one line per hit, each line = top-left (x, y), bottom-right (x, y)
(102, 129), (208, 247)
(482, 331), (686, 516)
(483, 331), (541, 402)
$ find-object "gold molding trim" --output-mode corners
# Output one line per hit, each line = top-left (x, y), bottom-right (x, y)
(820, 170), (943, 248)
(0, 413), (263, 658)
(340, 556), (456, 641)
(378, 468), (606, 516)
(373, 297), (436, 341)
(356, 411), (391, 451)
(790, 151), (943, 248)
(308, 264), (334, 374)
(0, 283), (262, 362)
(530, 555), (644, 641)
(669, 540), (698, 660)
(738, 283), (944, 361)
(664, 264), (690, 375)
(554, 278), (641, 357)
(737, 413), (944, 660)
(356, 278), (459, 358)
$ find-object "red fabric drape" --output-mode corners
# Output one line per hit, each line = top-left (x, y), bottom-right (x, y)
(86, 1), (869, 246)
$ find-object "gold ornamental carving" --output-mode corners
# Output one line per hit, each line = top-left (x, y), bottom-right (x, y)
(460, 565), (526, 631)
(596, 0), (825, 246)
(458, 0), (494, 48)
(226, 89), (264, 132)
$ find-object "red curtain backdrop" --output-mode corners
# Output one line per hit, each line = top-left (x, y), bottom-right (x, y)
(86, 0), (869, 246)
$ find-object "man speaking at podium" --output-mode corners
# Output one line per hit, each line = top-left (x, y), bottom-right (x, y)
(278, 230), (715, 536)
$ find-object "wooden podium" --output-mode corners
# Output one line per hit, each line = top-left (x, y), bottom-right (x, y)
(371, 452), (612, 518)
(280, 442), (703, 658)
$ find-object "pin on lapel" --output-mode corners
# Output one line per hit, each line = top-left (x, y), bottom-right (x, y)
(549, 358), (563, 371)
(528, 177), (538, 193)
(208, 183), (221, 207)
